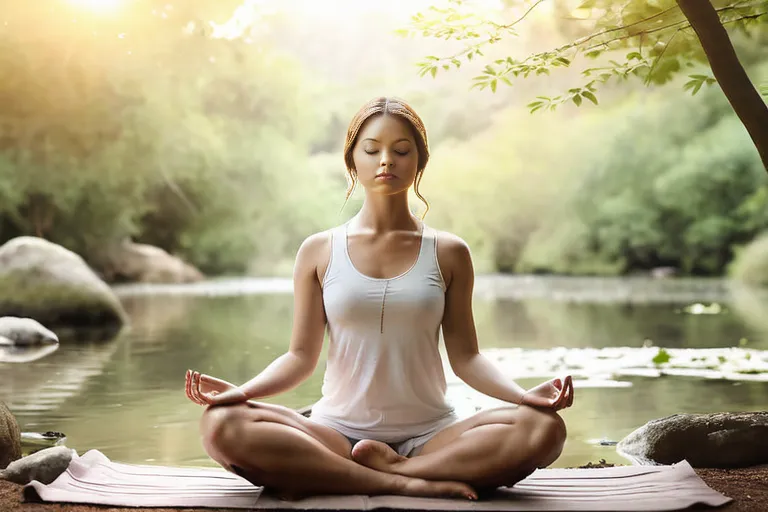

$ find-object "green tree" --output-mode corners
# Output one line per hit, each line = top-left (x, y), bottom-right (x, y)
(0, 1), (325, 276)
(406, 0), (768, 170)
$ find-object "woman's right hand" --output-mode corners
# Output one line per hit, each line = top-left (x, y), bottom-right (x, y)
(185, 370), (248, 406)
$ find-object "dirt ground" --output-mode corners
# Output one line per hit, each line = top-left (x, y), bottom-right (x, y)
(1, 464), (766, 511)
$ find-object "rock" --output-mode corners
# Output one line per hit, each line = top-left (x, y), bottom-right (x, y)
(106, 240), (204, 284)
(0, 317), (58, 346)
(617, 412), (768, 468)
(0, 401), (21, 469)
(0, 237), (128, 330)
(0, 317), (59, 362)
(0, 446), (74, 485)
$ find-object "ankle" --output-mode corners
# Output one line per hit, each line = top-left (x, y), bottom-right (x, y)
(388, 474), (411, 495)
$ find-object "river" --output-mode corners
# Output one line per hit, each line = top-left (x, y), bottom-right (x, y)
(3, 275), (767, 468)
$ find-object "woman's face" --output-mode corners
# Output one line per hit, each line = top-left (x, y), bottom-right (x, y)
(352, 114), (419, 195)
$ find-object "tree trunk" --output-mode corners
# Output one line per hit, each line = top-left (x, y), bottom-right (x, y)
(677, 0), (768, 172)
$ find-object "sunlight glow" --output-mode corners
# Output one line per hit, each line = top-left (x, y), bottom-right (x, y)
(211, 0), (506, 40)
(66, 0), (124, 14)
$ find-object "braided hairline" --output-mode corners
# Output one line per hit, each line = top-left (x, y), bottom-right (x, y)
(342, 97), (431, 218)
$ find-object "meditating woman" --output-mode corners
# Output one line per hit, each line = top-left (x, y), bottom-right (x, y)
(185, 97), (573, 500)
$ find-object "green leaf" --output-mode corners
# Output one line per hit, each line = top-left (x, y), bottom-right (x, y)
(627, 51), (642, 61)
(653, 348), (671, 365)
(581, 90), (598, 105)
(430, 66), (437, 78)
(585, 50), (602, 59)
(683, 78), (703, 95)
(556, 57), (571, 65)
(572, 94), (583, 106)
(490, 79), (497, 93)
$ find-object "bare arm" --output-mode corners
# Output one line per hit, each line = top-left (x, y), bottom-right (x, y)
(236, 232), (329, 399)
(439, 234), (527, 404)
(188, 232), (330, 405)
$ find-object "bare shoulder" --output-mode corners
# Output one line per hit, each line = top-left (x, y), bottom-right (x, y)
(433, 230), (473, 288)
(295, 229), (334, 283)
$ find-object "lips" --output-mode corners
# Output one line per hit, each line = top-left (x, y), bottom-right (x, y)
(375, 173), (397, 180)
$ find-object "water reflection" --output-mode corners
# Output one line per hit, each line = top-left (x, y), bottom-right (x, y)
(0, 343), (59, 363)
(3, 277), (768, 468)
(0, 336), (121, 415)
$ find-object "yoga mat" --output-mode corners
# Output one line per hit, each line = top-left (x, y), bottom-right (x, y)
(24, 449), (731, 511)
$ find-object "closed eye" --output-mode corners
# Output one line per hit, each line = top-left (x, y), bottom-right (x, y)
(364, 150), (410, 156)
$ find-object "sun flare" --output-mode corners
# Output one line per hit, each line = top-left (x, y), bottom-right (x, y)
(66, 0), (124, 14)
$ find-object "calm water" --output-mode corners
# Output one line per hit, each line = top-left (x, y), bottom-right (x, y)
(3, 276), (768, 468)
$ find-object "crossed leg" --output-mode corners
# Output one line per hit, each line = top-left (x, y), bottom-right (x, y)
(352, 405), (567, 489)
(199, 401), (477, 499)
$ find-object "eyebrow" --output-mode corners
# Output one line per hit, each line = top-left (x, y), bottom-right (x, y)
(362, 138), (412, 143)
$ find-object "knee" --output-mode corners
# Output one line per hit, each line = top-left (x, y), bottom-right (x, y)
(517, 406), (565, 444)
(530, 409), (567, 466)
(200, 403), (253, 453)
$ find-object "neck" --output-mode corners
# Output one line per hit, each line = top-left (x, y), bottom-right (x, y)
(354, 191), (419, 232)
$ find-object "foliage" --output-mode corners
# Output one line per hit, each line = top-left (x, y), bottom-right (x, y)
(423, 59), (768, 276)
(0, 1), (331, 275)
(404, 0), (768, 111)
(1, 0), (766, 280)
(652, 347), (672, 365)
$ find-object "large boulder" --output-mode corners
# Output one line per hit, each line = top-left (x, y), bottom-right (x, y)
(0, 317), (58, 346)
(617, 412), (768, 468)
(0, 401), (21, 469)
(0, 237), (127, 330)
(106, 240), (204, 284)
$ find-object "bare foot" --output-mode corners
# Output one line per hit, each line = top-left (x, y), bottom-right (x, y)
(397, 475), (477, 500)
(351, 440), (406, 473)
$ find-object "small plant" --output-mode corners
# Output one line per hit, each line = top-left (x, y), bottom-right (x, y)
(652, 348), (671, 365)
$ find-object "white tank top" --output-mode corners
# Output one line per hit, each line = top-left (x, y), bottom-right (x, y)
(309, 221), (457, 442)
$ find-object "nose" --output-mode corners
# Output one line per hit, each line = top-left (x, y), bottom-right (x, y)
(380, 150), (394, 168)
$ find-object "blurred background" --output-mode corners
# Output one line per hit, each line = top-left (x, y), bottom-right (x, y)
(1, 0), (767, 470)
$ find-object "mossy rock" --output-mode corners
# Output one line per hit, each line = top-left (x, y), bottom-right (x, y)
(0, 237), (128, 331)
(0, 401), (21, 469)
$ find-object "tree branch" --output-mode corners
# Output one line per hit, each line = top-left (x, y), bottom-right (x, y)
(493, 0), (547, 30)
(677, 0), (768, 171)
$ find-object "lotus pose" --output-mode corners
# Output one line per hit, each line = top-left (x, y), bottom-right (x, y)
(185, 97), (573, 500)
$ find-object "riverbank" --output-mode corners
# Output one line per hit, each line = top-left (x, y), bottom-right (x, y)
(1, 464), (766, 511)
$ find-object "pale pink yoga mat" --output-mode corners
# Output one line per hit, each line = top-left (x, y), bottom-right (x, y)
(24, 449), (731, 511)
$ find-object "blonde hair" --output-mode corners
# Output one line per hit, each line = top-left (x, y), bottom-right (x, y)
(342, 97), (430, 218)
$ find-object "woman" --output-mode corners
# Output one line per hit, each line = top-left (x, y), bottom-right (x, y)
(185, 97), (573, 500)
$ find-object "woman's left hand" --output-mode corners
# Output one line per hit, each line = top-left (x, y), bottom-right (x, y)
(519, 375), (574, 411)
